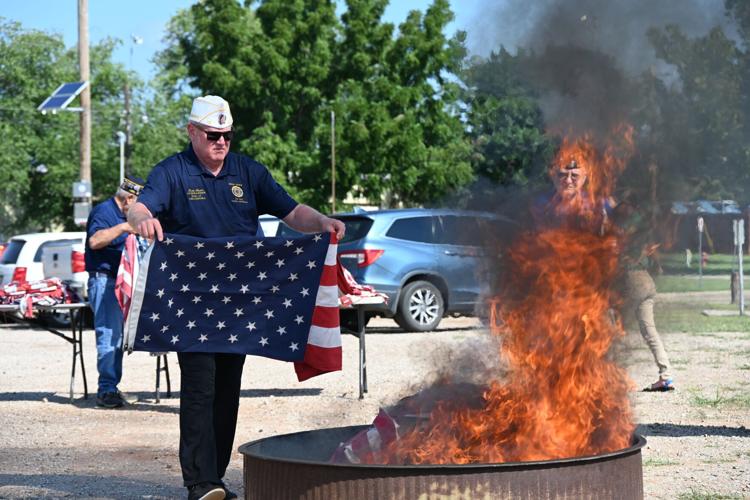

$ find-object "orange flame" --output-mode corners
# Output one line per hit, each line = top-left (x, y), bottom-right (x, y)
(374, 126), (637, 465)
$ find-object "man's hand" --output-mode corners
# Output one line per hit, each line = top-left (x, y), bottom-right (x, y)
(88, 221), (138, 250)
(120, 221), (137, 234)
(128, 202), (164, 241)
(321, 216), (346, 240)
(136, 217), (164, 242)
(283, 204), (346, 240)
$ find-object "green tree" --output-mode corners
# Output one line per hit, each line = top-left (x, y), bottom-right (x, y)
(0, 20), (135, 234)
(642, 15), (750, 201)
(462, 48), (555, 187)
(0, 18), (185, 236)
(157, 0), (474, 210)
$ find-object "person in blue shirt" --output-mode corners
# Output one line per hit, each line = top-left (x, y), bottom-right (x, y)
(85, 175), (144, 409)
(128, 95), (345, 500)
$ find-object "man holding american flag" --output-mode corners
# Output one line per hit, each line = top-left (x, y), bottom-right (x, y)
(127, 95), (345, 500)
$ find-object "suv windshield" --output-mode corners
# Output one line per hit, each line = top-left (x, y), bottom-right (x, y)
(0, 240), (25, 264)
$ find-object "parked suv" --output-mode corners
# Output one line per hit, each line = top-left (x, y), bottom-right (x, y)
(279, 208), (512, 332)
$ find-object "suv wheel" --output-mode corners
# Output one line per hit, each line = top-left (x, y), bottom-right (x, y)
(395, 280), (444, 332)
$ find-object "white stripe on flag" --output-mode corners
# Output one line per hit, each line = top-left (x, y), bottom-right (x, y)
(325, 242), (338, 266)
(315, 284), (339, 307)
(307, 324), (342, 348)
(123, 241), (154, 351)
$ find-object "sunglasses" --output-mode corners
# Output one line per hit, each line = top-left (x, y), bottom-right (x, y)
(202, 129), (234, 142)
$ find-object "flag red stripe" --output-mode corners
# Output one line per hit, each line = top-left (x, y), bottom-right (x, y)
(311, 305), (339, 328)
(319, 264), (337, 287)
(295, 344), (342, 381)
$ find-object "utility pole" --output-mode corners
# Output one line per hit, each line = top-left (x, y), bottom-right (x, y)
(331, 110), (336, 214)
(78, 0), (91, 187)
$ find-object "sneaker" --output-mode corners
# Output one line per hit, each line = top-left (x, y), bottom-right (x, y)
(117, 390), (138, 405)
(96, 391), (124, 408)
(643, 378), (675, 392)
(187, 483), (225, 500)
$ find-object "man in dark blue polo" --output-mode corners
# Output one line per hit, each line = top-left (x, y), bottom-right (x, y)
(128, 95), (345, 500)
(85, 175), (144, 408)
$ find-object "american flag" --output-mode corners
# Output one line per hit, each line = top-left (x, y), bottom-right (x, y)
(123, 232), (341, 381)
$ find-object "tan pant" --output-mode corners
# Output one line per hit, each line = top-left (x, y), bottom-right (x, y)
(635, 296), (672, 380)
(624, 270), (672, 381)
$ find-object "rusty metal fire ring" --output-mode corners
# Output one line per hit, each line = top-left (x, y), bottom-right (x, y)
(240, 425), (646, 500)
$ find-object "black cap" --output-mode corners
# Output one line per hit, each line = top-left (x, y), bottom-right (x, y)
(120, 175), (145, 196)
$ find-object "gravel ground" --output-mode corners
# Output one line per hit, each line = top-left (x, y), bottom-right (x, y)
(0, 296), (748, 499)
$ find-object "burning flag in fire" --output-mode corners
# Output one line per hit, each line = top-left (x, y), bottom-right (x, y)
(336, 127), (639, 465)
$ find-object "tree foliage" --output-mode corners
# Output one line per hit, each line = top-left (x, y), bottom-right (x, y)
(0, 18), (186, 237)
(462, 48), (555, 188)
(640, 7), (750, 202)
(158, 0), (474, 209)
(0, 19), (131, 234)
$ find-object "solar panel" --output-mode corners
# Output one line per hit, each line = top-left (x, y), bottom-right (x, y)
(37, 81), (89, 112)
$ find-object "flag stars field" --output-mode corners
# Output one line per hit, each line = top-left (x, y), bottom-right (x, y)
(125, 233), (339, 368)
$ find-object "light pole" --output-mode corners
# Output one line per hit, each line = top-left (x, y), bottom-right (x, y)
(123, 34), (143, 177)
(116, 131), (126, 184)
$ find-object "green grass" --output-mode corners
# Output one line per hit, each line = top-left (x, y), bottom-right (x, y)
(661, 252), (750, 276)
(678, 491), (744, 500)
(655, 302), (750, 333)
(688, 388), (750, 409)
(654, 274), (749, 293)
(643, 457), (679, 467)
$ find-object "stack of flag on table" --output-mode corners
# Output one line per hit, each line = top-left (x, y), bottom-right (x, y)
(0, 278), (77, 318)
(122, 232), (341, 381)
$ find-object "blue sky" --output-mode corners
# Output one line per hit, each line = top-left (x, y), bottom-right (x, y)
(2, 1), (489, 81)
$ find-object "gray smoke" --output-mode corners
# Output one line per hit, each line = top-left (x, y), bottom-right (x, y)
(469, 0), (736, 75)
(466, 0), (739, 136)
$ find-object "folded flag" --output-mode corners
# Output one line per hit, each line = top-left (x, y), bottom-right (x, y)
(123, 232), (341, 381)
(115, 234), (140, 323)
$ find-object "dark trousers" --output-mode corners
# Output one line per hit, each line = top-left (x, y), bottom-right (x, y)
(177, 352), (246, 487)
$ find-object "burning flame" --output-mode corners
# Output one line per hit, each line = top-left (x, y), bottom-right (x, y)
(376, 126), (637, 465)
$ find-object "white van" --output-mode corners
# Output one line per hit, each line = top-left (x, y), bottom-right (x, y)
(0, 232), (86, 286)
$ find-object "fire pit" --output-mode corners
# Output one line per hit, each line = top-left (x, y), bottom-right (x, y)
(239, 425), (646, 500)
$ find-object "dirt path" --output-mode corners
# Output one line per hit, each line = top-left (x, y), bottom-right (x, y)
(0, 309), (748, 499)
